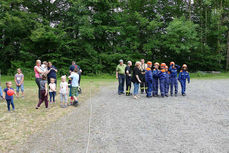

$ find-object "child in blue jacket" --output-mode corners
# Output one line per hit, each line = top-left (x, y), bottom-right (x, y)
(165, 66), (170, 97)
(178, 64), (190, 96)
(169, 61), (180, 97)
(152, 62), (160, 97)
(145, 61), (153, 97)
(159, 63), (167, 98)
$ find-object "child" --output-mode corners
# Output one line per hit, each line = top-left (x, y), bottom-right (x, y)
(165, 66), (170, 97)
(41, 61), (48, 73)
(178, 64), (190, 96)
(152, 62), (160, 97)
(60, 75), (68, 108)
(14, 68), (24, 98)
(3, 82), (15, 111)
(68, 68), (79, 106)
(68, 77), (74, 105)
(159, 63), (167, 98)
(145, 61), (153, 98)
(49, 78), (56, 104)
(36, 75), (48, 109)
(169, 61), (180, 97)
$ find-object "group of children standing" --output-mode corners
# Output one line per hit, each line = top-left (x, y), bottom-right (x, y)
(0, 68), (24, 111)
(0, 60), (81, 111)
(145, 61), (190, 98)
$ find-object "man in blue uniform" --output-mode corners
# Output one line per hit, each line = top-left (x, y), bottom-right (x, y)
(152, 62), (160, 97)
(169, 61), (180, 97)
(145, 61), (153, 97)
(178, 64), (190, 96)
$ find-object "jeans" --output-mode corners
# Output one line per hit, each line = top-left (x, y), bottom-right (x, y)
(35, 78), (41, 99)
(60, 93), (68, 103)
(6, 99), (15, 111)
(133, 83), (140, 96)
(49, 92), (56, 102)
(16, 84), (24, 92)
(118, 74), (125, 94)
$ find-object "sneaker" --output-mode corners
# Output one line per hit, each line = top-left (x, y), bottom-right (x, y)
(73, 101), (79, 106)
(133, 96), (138, 99)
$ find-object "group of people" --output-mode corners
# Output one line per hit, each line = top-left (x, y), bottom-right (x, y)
(0, 60), (82, 111)
(0, 68), (25, 111)
(116, 59), (190, 99)
(34, 60), (82, 109)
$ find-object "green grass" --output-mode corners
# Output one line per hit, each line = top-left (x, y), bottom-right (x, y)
(0, 76), (114, 152)
(190, 72), (229, 79)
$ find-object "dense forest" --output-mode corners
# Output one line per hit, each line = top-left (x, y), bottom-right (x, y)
(0, 0), (228, 75)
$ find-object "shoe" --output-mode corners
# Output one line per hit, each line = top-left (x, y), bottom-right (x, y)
(121, 92), (125, 94)
(118, 93), (122, 95)
(129, 93), (133, 96)
(161, 95), (165, 98)
(175, 94), (177, 97)
(73, 101), (79, 106)
(133, 96), (138, 99)
(36, 107), (39, 109)
(165, 95), (168, 97)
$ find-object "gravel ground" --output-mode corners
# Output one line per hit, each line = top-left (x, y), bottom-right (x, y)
(14, 79), (229, 153)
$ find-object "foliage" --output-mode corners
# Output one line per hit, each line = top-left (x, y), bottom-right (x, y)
(0, 0), (228, 75)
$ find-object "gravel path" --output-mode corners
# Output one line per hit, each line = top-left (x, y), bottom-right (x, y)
(15, 80), (229, 153)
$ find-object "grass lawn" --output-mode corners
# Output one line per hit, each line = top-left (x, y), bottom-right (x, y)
(0, 76), (115, 152)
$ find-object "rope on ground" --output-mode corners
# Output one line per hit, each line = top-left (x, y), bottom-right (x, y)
(86, 81), (93, 153)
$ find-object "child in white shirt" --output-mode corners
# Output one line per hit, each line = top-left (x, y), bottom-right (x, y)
(49, 78), (56, 103)
(60, 76), (68, 108)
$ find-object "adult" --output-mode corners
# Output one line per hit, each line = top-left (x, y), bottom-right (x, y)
(69, 61), (82, 86)
(47, 62), (58, 85)
(131, 61), (142, 99)
(34, 60), (44, 99)
(140, 59), (148, 94)
(116, 59), (126, 95)
(125, 61), (132, 96)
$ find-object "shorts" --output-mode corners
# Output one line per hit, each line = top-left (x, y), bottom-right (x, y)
(16, 84), (24, 92)
(71, 87), (78, 97)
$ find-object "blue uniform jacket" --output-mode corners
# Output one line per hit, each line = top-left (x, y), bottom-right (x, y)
(153, 69), (159, 79)
(178, 70), (190, 83)
(158, 70), (166, 80)
(165, 72), (170, 83)
(169, 65), (180, 78)
(145, 68), (153, 81)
